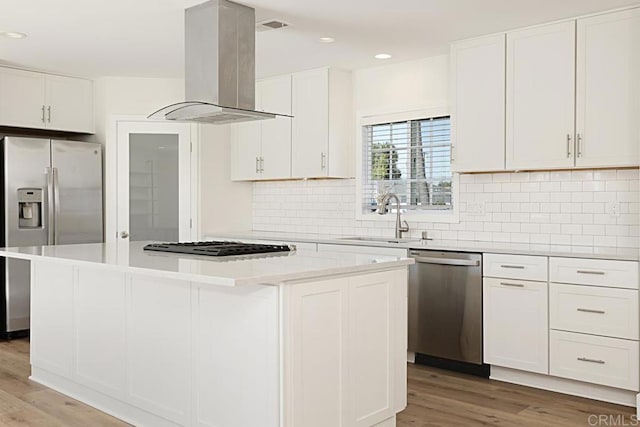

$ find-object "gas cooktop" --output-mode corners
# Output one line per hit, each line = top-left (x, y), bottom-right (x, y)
(143, 241), (294, 257)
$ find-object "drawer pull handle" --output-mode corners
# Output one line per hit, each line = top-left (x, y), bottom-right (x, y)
(500, 282), (525, 287)
(577, 357), (605, 365)
(576, 270), (605, 275)
(577, 308), (605, 314)
(500, 265), (525, 269)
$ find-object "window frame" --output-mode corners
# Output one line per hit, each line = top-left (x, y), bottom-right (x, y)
(355, 107), (460, 223)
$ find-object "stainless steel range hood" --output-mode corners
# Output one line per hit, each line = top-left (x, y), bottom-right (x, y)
(149, 0), (288, 124)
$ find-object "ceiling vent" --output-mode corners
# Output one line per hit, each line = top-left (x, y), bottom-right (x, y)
(256, 19), (289, 32)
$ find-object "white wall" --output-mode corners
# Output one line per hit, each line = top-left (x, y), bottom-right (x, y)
(93, 76), (251, 240)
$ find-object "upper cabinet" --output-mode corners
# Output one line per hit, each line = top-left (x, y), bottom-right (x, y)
(291, 68), (353, 179)
(0, 66), (94, 134)
(231, 68), (353, 181)
(450, 34), (506, 172)
(506, 21), (576, 170)
(575, 8), (640, 168)
(452, 7), (640, 172)
(230, 75), (293, 181)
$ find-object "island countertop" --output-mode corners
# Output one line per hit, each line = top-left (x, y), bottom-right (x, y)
(0, 241), (413, 287)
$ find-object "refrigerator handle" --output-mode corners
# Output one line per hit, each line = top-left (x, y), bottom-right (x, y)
(45, 167), (54, 245)
(53, 167), (61, 245)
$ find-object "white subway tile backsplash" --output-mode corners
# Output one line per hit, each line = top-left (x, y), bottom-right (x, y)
(252, 168), (639, 251)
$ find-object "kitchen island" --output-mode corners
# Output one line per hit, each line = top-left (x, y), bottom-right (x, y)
(0, 241), (413, 427)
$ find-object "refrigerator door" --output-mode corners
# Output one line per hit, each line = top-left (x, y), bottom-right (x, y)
(51, 140), (103, 244)
(2, 137), (52, 333)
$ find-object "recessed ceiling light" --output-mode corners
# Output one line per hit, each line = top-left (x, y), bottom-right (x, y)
(319, 37), (335, 43)
(375, 53), (392, 60)
(0, 31), (27, 39)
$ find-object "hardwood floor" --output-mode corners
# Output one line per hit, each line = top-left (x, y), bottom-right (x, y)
(398, 363), (636, 426)
(0, 338), (635, 426)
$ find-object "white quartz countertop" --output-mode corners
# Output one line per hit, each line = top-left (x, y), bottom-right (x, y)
(0, 241), (413, 287)
(207, 231), (640, 262)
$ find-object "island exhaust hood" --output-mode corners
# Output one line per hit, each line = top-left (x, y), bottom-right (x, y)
(148, 0), (289, 124)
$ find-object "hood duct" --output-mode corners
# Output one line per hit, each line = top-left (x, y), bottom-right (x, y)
(149, 0), (289, 124)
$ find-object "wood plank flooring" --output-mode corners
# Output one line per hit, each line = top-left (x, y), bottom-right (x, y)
(0, 338), (635, 426)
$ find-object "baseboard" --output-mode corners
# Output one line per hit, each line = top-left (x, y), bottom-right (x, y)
(30, 367), (181, 427)
(490, 366), (637, 408)
(373, 415), (396, 427)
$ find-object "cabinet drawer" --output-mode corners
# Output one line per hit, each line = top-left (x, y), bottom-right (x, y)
(550, 330), (639, 391)
(550, 257), (638, 289)
(483, 253), (547, 281)
(550, 283), (638, 340)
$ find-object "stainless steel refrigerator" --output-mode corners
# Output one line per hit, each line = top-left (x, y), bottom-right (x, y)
(1, 137), (103, 337)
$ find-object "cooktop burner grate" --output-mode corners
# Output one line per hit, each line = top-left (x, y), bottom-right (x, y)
(143, 241), (293, 257)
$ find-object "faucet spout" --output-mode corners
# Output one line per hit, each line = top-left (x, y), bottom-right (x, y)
(377, 193), (410, 239)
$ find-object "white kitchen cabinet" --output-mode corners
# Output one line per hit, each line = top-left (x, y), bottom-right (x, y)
(483, 277), (549, 374)
(291, 68), (353, 179)
(575, 8), (640, 168)
(506, 21), (576, 170)
(45, 74), (94, 133)
(287, 269), (405, 427)
(0, 67), (46, 129)
(231, 75), (292, 180)
(0, 66), (94, 133)
(450, 34), (506, 172)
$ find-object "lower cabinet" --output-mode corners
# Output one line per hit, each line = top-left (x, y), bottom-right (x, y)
(483, 277), (549, 374)
(286, 270), (407, 427)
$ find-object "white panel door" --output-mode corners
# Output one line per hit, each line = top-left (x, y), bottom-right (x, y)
(30, 261), (74, 377)
(0, 67), (46, 129)
(45, 75), (94, 133)
(483, 278), (549, 374)
(230, 121), (262, 180)
(506, 21), (576, 170)
(576, 8), (640, 168)
(74, 268), (126, 398)
(126, 275), (191, 425)
(116, 121), (193, 242)
(193, 284), (279, 427)
(347, 271), (396, 427)
(292, 68), (329, 178)
(451, 34), (506, 172)
(289, 277), (348, 427)
(260, 75), (292, 179)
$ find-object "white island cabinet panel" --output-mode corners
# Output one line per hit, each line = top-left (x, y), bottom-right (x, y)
(126, 275), (191, 425)
(30, 262), (74, 377)
(74, 268), (126, 398)
(193, 284), (279, 427)
(289, 277), (347, 427)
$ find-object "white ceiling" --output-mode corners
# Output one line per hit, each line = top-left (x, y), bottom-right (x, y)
(1, 0), (639, 79)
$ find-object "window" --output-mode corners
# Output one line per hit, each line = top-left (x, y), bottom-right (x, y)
(362, 116), (452, 214)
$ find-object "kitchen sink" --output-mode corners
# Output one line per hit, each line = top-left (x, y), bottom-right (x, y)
(339, 236), (420, 244)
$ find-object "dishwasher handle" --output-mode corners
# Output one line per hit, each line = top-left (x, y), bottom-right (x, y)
(412, 256), (480, 267)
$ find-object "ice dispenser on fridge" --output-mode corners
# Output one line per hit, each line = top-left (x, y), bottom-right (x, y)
(17, 188), (42, 229)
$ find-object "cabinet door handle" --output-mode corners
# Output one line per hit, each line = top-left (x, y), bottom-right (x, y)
(47, 106), (51, 123)
(577, 270), (605, 275)
(450, 144), (455, 162)
(255, 157), (260, 173)
(500, 282), (524, 288)
(577, 357), (605, 365)
(500, 264), (525, 269)
(321, 152), (326, 170)
(566, 134), (572, 158)
(260, 157), (264, 173)
(41, 105), (46, 123)
(577, 133), (583, 158)
(577, 308), (605, 314)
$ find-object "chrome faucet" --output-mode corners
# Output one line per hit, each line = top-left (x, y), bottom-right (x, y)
(377, 193), (410, 239)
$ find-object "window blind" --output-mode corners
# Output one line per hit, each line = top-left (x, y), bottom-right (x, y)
(362, 116), (452, 213)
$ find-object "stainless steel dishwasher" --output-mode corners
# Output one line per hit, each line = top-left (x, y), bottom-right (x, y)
(408, 250), (484, 371)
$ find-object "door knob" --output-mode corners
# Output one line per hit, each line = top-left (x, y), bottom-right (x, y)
(120, 231), (129, 239)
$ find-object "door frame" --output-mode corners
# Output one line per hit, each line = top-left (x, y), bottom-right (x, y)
(105, 115), (200, 243)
